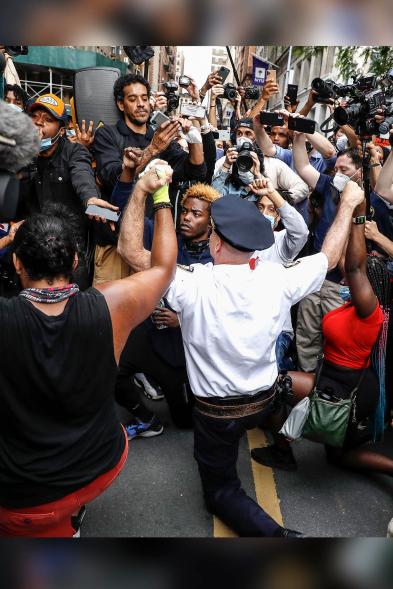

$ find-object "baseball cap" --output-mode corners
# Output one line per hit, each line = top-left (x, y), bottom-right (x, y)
(211, 196), (274, 252)
(28, 93), (67, 125)
(236, 118), (254, 131)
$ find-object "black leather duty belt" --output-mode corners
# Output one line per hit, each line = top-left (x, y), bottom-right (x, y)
(194, 386), (276, 419)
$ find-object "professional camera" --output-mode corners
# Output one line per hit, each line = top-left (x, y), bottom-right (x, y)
(235, 140), (254, 173)
(123, 46), (154, 65)
(244, 86), (260, 100)
(311, 78), (337, 103)
(333, 87), (386, 136)
(223, 83), (237, 101)
(163, 80), (180, 112)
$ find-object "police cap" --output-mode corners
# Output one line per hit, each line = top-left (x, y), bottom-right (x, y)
(211, 196), (274, 252)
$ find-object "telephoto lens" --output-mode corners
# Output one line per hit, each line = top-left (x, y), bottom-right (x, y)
(236, 141), (254, 172)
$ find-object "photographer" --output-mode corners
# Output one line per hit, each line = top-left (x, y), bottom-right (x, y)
(93, 73), (207, 283)
(255, 110), (337, 175)
(212, 118), (308, 205)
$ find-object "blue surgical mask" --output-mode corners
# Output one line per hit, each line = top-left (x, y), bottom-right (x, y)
(339, 286), (351, 301)
(66, 129), (76, 138)
(216, 148), (224, 160)
(263, 214), (276, 229)
(238, 170), (254, 185)
(39, 129), (61, 153)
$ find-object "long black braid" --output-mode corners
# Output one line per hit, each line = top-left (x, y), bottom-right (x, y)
(366, 255), (393, 440)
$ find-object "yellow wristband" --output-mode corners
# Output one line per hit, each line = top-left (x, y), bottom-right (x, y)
(152, 184), (170, 205)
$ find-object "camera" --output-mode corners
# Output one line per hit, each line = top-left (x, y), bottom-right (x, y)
(163, 80), (180, 112)
(244, 86), (260, 100)
(223, 83), (237, 101)
(311, 78), (337, 103)
(179, 75), (191, 88)
(235, 140), (254, 173)
(333, 87), (386, 136)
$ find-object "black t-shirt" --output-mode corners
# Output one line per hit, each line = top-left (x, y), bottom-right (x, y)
(0, 288), (125, 508)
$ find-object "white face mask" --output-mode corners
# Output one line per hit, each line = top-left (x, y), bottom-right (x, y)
(238, 170), (254, 185)
(336, 135), (349, 152)
(332, 170), (358, 193)
(236, 136), (250, 148)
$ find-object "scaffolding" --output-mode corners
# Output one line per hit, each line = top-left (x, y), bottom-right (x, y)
(19, 68), (73, 101)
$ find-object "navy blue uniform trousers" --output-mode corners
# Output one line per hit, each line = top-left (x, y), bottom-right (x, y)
(193, 397), (283, 537)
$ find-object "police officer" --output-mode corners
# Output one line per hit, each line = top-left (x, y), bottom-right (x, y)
(119, 176), (365, 537)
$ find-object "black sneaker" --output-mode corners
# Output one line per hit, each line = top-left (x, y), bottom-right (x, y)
(280, 528), (306, 538)
(251, 444), (297, 471)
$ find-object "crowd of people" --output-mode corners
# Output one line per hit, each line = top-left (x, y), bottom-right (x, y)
(0, 55), (393, 538)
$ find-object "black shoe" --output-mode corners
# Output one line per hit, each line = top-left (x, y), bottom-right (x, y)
(251, 444), (297, 471)
(281, 528), (306, 538)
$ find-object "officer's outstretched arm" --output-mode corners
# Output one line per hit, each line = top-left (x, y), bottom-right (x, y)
(321, 181), (364, 272)
(98, 163), (177, 363)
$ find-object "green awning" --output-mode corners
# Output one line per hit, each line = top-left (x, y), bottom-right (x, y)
(13, 46), (128, 75)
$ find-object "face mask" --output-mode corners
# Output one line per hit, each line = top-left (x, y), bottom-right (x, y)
(336, 136), (349, 152)
(7, 103), (23, 113)
(216, 148), (224, 161)
(236, 136), (250, 148)
(332, 171), (357, 193)
(238, 170), (254, 185)
(339, 286), (351, 302)
(66, 129), (76, 138)
(39, 129), (62, 153)
(263, 214), (276, 229)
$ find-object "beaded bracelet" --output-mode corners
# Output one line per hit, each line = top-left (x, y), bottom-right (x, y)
(153, 202), (173, 213)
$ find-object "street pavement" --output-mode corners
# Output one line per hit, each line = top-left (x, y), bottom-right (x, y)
(83, 394), (393, 538)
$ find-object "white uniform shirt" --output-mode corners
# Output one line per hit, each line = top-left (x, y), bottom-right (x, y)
(165, 252), (328, 398)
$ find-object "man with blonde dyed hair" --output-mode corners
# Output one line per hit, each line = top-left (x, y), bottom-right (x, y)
(114, 182), (220, 435)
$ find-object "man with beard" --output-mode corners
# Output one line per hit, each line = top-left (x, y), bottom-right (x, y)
(93, 74), (207, 283)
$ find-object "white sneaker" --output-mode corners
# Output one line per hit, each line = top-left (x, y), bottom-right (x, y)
(134, 373), (164, 400)
(387, 518), (393, 538)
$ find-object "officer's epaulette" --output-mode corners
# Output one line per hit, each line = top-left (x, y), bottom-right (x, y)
(177, 264), (194, 272)
(283, 260), (301, 269)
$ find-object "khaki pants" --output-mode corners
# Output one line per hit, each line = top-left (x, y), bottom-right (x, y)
(92, 245), (132, 286)
(296, 279), (343, 372)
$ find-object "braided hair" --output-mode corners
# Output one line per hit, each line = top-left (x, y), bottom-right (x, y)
(366, 255), (393, 440)
(12, 205), (79, 283)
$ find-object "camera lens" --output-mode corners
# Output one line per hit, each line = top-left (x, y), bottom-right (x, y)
(237, 150), (253, 172)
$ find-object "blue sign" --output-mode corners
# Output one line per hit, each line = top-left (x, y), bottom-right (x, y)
(252, 56), (269, 86)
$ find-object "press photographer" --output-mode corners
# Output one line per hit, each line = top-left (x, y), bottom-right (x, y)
(212, 118), (308, 204)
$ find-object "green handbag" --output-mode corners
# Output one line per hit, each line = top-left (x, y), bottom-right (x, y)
(302, 360), (367, 448)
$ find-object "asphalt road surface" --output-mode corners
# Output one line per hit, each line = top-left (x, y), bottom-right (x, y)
(82, 394), (393, 538)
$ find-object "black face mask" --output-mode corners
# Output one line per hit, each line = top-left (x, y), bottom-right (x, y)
(184, 239), (210, 254)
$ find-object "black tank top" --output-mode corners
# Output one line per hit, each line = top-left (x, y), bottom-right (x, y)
(0, 288), (125, 508)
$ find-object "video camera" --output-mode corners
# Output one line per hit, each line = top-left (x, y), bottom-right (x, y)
(313, 70), (393, 137)
(163, 80), (180, 112)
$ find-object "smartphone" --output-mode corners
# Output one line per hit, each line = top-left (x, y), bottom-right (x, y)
(180, 103), (206, 118)
(266, 69), (277, 84)
(85, 204), (121, 222)
(217, 66), (230, 83)
(150, 110), (170, 129)
(288, 116), (316, 134)
(179, 75), (191, 88)
(287, 84), (298, 104)
(260, 111), (285, 126)
(217, 129), (231, 141)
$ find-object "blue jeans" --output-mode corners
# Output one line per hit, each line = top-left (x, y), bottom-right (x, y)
(275, 331), (295, 371)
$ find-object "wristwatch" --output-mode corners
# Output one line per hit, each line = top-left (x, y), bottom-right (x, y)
(352, 215), (366, 224)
